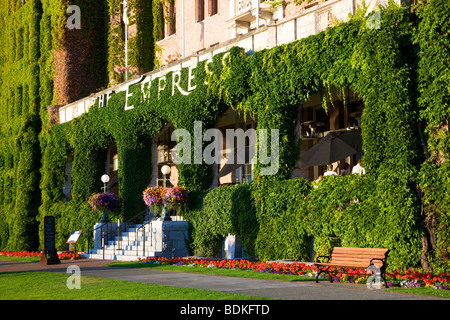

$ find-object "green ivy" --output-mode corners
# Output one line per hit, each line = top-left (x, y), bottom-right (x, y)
(0, 0), (42, 251)
(1, 1), (450, 270)
(184, 184), (258, 257)
(108, 0), (154, 84)
(37, 3), (441, 268)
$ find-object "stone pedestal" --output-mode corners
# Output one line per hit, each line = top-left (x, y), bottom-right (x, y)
(150, 220), (190, 258)
(222, 234), (243, 259)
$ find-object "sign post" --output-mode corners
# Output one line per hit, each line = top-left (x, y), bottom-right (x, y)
(40, 216), (61, 265)
(66, 230), (82, 260)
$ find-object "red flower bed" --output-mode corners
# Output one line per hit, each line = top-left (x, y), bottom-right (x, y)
(134, 256), (450, 289)
(0, 251), (84, 260)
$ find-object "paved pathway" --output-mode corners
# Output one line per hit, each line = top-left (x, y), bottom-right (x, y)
(0, 258), (448, 301)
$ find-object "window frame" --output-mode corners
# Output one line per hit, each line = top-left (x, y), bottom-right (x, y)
(209, 0), (218, 16)
(196, 0), (205, 22)
(167, 2), (176, 36)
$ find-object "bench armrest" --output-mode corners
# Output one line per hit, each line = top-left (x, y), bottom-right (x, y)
(369, 257), (386, 266)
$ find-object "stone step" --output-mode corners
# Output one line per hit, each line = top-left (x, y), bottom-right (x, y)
(113, 233), (155, 241)
(102, 244), (158, 253)
(108, 236), (155, 244)
(85, 252), (157, 261)
(90, 219), (190, 260)
(87, 248), (158, 260)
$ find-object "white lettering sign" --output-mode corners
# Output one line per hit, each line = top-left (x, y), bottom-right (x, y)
(91, 53), (231, 112)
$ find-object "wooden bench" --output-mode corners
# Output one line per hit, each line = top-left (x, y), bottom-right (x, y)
(314, 247), (390, 288)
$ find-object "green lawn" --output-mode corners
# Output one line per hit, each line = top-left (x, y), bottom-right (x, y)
(2, 256), (450, 299)
(387, 287), (450, 299)
(0, 272), (275, 300)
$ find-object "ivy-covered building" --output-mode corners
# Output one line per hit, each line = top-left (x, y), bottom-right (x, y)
(1, 0), (450, 270)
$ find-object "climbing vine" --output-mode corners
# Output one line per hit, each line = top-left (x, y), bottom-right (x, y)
(108, 0), (154, 84)
(1, 1), (450, 270)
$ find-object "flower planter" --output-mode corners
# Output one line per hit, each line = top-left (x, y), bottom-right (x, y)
(143, 186), (188, 221)
(88, 192), (119, 224)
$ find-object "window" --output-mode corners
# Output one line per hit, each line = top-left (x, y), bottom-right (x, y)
(120, 3), (126, 41)
(157, 164), (174, 187)
(209, 0), (218, 16)
(196, 0), (205, 22)
(156, 3), (165, 40)
(235, 163), (253, 184)
(167, 2), (176, 36)
(112, 154), (119, 172)
(196, 0), (218, 22)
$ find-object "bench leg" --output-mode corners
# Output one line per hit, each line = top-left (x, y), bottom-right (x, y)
(381, 272), (388, 288)
(315, 270), (322, 283)
(316, 267), (333, 283)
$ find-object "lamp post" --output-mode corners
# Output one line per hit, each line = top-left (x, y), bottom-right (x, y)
(101, 174), (110, 193)
(161, 165), (171, 221)
(100, 174), (110, 223)
(161, 165), (171, 188)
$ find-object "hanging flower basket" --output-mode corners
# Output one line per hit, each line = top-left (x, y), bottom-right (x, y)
(143, 186), (166, 206)
(164, 186), (188, 206)
(143, 186), (188, 218)
(143, 186), (166, 217)
(164, 186), (188, 216)
(88, 192), (120, 222)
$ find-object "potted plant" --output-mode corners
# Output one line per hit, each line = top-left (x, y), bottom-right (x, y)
(143, 186), (166, 217)
(88, 192), (120, 223)
(164, 186), (188, 216)
(143, 186), (188, 220)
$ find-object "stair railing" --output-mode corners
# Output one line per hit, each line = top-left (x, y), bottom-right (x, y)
(87, 208), (152, 259)
(135, 207), (159, 257)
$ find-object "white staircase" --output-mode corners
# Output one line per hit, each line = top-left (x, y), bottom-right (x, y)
(85, 217), (190, 261)
(86, 221), (162, 261)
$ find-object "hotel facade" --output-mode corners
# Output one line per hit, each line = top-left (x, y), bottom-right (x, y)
(58, 0), (380, 195)
(2, 0), (449, 269)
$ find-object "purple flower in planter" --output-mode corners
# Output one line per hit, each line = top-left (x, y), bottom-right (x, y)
(89, 192), (119, 212)
(142, 186), (165, 206)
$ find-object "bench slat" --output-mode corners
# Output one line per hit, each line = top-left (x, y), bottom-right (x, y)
(329, 257), (382, 264)
(330, 255), (387, 262)
(332, 248), (388, 252)
(316, 261), (383, 268)
(331, 252), (387, 258)
(315, 262), (372, 269)
(331, 247), (389, 254)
